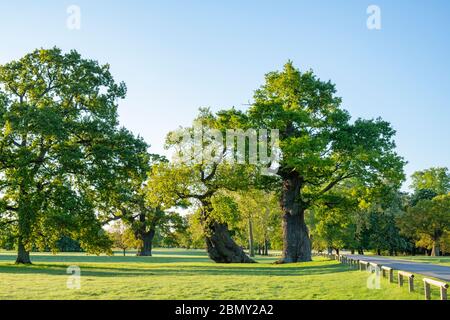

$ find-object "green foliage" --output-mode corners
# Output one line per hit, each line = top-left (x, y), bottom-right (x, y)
(411, 167), (450, 195)
(245, 62), (405, 197)
(55, 236), (82, 252)
(399, 193), (450, 254)
(153, 211), (187, 248)
(109, 221), (140, 254)
(309, 180), (410, 255)
(230, 190), (283, 252)
(0, 48), (148, 258)
(175, 213), (207, 249)
(0, 250), (435, 300)
(409, 188), (438, 207)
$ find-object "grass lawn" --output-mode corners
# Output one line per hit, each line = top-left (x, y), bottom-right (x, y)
(0, 248), (441, 300)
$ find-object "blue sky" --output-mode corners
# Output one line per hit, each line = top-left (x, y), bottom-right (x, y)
(0, 0), (449, 191)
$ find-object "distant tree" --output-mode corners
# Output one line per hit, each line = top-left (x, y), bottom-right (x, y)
(309, 181), (409, 256)
(109, 222), (139, 256)
(153, 211), (187, 248)
(0, 222), (15, 250)
(409, 189), (438, 207)
(175, 213), (207, 249)
(411, 167), (450, 195)
(56, 236), (82, 252)
(399, 194), (450, 256)
(232, 190), (282, 256)
(366, 208), (408, 256)
(0, 48), (147, 264)
(97, 151), (174, 257)
(309, 206), (353, 255)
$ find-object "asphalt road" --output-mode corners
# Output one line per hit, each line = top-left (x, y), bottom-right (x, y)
(344, 254), (450, 282)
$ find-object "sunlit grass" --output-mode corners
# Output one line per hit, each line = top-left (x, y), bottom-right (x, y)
(0, 248), (440, 300)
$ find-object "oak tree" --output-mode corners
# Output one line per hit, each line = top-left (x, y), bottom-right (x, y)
(0, 48), (146, 263)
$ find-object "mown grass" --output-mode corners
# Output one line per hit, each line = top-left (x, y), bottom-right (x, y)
(0, 248), (442, 300)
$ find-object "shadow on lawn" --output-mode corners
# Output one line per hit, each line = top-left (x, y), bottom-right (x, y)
(0, 260), (349, 278)
(0, 251), (212, 264)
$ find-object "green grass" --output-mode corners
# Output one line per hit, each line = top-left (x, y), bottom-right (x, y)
(0, 248), (440, 300)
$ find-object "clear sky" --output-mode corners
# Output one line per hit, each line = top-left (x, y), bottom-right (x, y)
(0, 0), (449, 191)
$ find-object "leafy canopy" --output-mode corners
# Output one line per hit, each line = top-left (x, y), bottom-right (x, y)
(0, 48), (147, 254)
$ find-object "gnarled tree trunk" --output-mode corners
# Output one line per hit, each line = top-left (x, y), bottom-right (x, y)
(278, 172), (311, 263)
(201, 199), (254, 263)
(16, 238), (31, 264)
(205, 221), (255, 263)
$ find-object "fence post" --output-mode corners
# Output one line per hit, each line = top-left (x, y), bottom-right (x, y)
(423, 278), (449, 300)
(408, 275), (414, 292)
(398, 271), (414, 292)
(441, 286), (448, 300)
(424, 281), (431, 300)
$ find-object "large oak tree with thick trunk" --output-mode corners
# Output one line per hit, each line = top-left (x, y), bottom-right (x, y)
(148, 163), (255, 263)
(0, 48), (148, 264)
(200, 199), (254, 263)
(147, 110), (258, 263)
(223, 62), (405, 263)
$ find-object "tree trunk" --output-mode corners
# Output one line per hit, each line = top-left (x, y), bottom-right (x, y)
(16, 238), (31, 264)
(264, 239), (269, 256)
(205, 221), (255, 263)
(137, 228), (155, 256)
(335, 248), (340, 256)
(199, 199), (254, 263)
(123, 248), (126, 256)
(431, 240), (440, 257)
(278, 172), (311, 263)
(248, 218), (255, 257)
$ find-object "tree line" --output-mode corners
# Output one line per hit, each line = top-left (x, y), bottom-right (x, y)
(0, 48), (448, 264)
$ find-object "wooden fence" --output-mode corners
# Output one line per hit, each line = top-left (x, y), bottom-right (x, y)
(313, 252), (448, 300)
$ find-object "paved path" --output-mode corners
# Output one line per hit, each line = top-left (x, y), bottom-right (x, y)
(344, 254), (450, 282)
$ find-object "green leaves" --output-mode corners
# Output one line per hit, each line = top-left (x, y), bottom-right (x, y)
(244, 62), (406, 205)
(400, 193), (450, 241)
(411, 167), (450, 195)
(0, 48), (145, 257)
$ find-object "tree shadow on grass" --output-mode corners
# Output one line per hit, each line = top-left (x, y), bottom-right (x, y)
(0, 261), (351, 278)
(0, 252), (212, 264)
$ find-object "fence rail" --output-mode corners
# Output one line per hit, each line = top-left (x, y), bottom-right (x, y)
(423, 278), (448, 300)
(398, 271), (415, 292)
